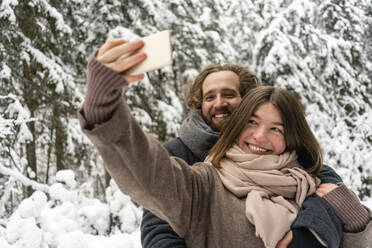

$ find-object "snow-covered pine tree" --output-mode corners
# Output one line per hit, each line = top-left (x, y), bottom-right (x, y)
(315, 0), (372, 197)
(0, 0), (92, 206)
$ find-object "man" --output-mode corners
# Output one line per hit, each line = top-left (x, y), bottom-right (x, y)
(141, 64), (260, 247)
(140, 64), (345, 248)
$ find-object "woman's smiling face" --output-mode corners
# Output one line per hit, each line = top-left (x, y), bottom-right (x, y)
(236, 102), (286, 155)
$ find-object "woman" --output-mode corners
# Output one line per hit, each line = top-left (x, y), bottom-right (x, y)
(79, 39), (371, 248)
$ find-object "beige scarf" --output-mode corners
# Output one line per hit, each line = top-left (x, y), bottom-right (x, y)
(213, 144), (319, 248)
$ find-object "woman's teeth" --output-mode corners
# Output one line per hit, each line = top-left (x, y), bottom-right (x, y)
(249, 144), (267, 152)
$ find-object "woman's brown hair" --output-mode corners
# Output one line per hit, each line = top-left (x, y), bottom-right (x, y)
(184, 64), (261, 110)
(208, 86), (323, 176)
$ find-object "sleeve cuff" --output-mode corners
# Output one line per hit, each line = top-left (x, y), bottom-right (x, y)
(83, 51), (129, 125)
(79, 101), (132, 146)
(323, 183), (371, 232)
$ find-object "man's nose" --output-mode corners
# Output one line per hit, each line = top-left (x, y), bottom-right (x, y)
(213, 95), (227, 109)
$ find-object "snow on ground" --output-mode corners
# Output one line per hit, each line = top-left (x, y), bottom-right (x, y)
(0, 170), (143, 248)
(0, 169), (371, 248)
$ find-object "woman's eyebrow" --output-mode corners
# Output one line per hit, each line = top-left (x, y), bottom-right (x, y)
(273, 121), (284, 126)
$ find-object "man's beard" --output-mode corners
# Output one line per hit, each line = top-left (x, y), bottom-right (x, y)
(204, 108), (233, 132)
(208, 119), (221, 132)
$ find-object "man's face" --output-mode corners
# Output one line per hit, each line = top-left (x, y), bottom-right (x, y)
(201, 71), (241, 131)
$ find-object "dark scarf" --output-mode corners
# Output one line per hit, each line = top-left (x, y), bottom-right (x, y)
(178, 110), (220, 161)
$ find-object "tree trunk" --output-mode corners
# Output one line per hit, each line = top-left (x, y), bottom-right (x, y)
(25, 118), (37, 197)
(54, 104), (66, 171)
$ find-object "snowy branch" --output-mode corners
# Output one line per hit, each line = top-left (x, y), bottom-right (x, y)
(0, 164), (50, 193)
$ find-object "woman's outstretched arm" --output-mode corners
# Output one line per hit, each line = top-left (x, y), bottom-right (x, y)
(79, 40), (211, 240)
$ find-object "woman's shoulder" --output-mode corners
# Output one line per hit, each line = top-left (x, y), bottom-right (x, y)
(191, 162), (222, 184)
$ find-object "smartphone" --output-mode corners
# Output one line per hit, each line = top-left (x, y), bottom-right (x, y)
(127, 30), (173, 75)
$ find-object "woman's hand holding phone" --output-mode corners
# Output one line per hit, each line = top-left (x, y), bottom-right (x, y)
(96, 39), (147, 84)
(96, 30), (173, 84)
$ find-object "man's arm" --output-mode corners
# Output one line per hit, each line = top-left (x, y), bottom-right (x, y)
(287, 165), (344, 248)
(290, 195), (343, 248)
(316, 165), (343, 184)
(289, 164), (372, 248)
(141, 209), (186, 248)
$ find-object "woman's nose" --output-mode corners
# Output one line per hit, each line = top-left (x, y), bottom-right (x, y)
(253, 127), (267, 142)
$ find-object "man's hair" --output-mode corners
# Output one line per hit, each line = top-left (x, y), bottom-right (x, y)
(208, 86), (323, 176)
(184, 64), (261, 110)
